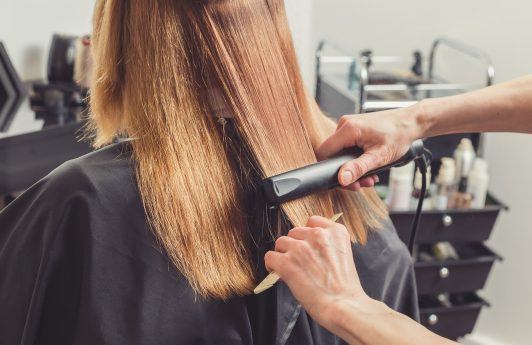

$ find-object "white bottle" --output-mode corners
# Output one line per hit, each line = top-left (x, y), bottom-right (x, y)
(467, 158), (489, 208)
(453, 138), (476, 184)
(386, 162), (415, 210)
(434, 158), (455, 210)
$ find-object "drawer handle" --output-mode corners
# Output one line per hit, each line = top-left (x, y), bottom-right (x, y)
(439, 267), (450, 278)
(428, 314), (439, 325)
(442, 214), (453, 227)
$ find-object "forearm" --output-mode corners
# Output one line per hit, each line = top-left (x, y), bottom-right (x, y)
(325, 298), (456, 345)
(414, 75), (532, 138)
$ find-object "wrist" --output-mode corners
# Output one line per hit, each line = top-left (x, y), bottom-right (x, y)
(410, 99), (434, 139)
(321, 294), (381, 344)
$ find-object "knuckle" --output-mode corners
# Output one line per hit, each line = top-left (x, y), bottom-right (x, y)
(274, 236), (288, 249)
(345, 184), (358, 191)
(264, 251), (276, 268)
(335, 225), (350, 240)
(361, 177), (375, 187)
(283, 251), (294, 263)
(351, 162), (365, 178)
(289, 226), (305, 234)
(359, 152), (380, 175)
(343, 159), (354, 169)
(365, 151), (378, 163)
(338, 115), (351, 128)
(344, 119), (358, 131)
(370, 150), (386, 166)
(307, 215), (323, 227)
(312, 228), (330, 248)
(295, 240), (311, 254)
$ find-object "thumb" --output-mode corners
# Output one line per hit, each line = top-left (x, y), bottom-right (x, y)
(338, 151), (383, 186)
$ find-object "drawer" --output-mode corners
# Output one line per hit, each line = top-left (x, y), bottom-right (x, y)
(390, 193), (507, 244)
(419, 292), (488, 340)
(415, 243), (501, 295)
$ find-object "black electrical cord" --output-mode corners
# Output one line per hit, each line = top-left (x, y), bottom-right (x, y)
(408, 148), (432, 254)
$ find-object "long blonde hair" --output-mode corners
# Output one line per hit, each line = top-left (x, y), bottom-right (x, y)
(90, 0), (386, 300)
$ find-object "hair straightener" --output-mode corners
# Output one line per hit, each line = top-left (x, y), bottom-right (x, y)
(261, 139), (431, 254)
(206, 89), (430, 253)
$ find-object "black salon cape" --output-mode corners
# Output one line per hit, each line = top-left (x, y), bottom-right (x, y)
(0, 142), (418, 345)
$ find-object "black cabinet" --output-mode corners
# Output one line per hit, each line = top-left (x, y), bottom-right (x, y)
(390, 200), (505, 340)
(415, 243), (500, 295)
(419, 293), (488, 341)
(392, 194), (506, 244)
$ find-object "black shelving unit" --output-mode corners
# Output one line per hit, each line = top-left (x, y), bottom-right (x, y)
(315, 39), (506, 340)
(389, 201), (504, 339)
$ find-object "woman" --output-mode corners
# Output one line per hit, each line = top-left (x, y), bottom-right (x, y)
(0, 1), (417, 344)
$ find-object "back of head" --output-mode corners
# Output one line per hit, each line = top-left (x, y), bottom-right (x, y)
(90, 0), (386, 299)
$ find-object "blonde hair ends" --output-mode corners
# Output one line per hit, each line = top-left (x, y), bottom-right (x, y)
(90, 0), (386, 300)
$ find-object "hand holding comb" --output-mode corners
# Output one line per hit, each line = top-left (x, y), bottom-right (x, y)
(253, 212), (344, 294)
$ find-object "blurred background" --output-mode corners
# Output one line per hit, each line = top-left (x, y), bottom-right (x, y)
(1, 1), (531, 344)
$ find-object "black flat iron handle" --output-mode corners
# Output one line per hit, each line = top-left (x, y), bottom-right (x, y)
(262, 139), (425, 204)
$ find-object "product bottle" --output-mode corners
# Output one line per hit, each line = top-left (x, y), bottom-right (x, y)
(449, 139), (476, 208)
(453, 138), (476, 184)
(467, 158), (489, 208)
(434, 158), (455, 210)
(386, 162), (415, 210)
(410, 166), (432, 209)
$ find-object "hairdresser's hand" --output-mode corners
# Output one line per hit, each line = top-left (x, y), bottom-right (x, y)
(316, 108), (421, 190)
(265, 215), (458, 345)
(264, 215), (369, 331)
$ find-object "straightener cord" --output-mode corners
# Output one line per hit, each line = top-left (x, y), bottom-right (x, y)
(408, 154), (429, 254)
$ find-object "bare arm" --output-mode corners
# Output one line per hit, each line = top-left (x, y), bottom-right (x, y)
(265, 216), (456, 345)
(316, 75), (532, 186)
(331, 299), (456, 345)
(420, 75), (532, 136)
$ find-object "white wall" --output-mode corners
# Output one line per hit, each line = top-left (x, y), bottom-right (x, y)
(0, 0), (312, 135)
(0, 0), (96, 134)
(312, 1), (532, 345)
(0, 0), (96, 80)
(0, 0), (311, 81)
(285, 0), (314, 88)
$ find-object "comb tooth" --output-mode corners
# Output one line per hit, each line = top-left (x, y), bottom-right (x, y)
(330, 212), (343, 222)
(253, 273), (280, 294)
(253, 213), (344, 294)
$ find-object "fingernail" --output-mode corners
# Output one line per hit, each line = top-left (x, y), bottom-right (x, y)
(341, 170), (354, 185)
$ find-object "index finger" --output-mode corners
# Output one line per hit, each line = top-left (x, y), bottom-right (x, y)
(306, 215), (336, 228)
(287, 226), (314, 240)
(315, 124), (359, 160)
